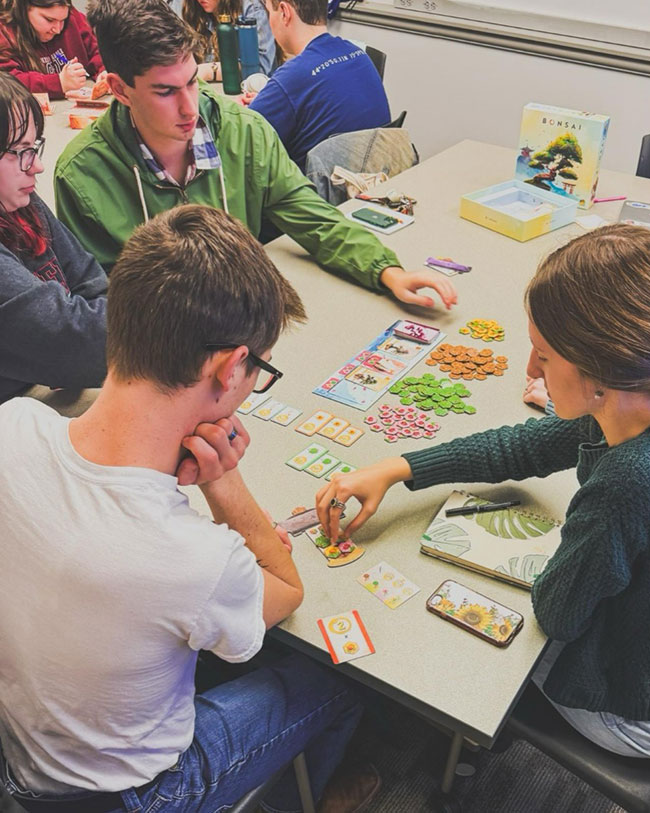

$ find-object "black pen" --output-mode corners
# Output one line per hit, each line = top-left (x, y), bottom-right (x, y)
(445, 500), (521, 517)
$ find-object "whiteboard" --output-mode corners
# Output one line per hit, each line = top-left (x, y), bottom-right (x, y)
(342, 0), (650, 75)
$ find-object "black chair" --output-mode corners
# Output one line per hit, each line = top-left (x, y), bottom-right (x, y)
(505, 683), (650, 813)
(365, 46), (386, 80)
(383, 111), (407, 129)
(231, 752), (315, 813)
(637, 134), (650, 179)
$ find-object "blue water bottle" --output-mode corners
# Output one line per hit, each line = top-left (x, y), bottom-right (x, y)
(236, 17), (260, 79)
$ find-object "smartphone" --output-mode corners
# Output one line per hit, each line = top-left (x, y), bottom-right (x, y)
(426, 579), (524, 647)
(618, 200), (650, 229)
(351, 207), (399, 229)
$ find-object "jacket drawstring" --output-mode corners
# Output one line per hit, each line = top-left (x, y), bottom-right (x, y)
(219, 165), (229, 215)
(133, 165), (149, 223)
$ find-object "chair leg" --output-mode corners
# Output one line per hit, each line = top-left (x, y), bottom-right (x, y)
(293, 752), (316, 813)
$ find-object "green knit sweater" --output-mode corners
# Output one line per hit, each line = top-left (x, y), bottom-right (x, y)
(403, 416), (650, 719)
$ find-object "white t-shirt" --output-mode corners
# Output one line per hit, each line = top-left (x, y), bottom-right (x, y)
(0, 399), (265, 793)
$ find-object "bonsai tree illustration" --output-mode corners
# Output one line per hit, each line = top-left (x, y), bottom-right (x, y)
(525, 133), (582, 191)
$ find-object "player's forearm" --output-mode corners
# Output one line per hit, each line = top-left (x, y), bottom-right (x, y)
(201, 469), (302, 591)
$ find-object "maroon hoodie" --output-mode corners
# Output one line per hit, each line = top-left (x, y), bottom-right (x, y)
(0, 7), (104, 99)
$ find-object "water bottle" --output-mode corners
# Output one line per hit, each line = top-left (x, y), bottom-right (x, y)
(216, 14), (241, 94)
(236, 17), (260, 79)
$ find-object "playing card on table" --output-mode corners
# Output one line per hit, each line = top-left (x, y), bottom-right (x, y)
(285, 443), (327, 471)
(237, 392), (269, 415)
(252, 399), (285, 420)
(325, 462), (357, 481)
(306, 453), (341, 478)
(357, 561), (421, 609)
(393, 320), (440, 344)
(317, 610), (375, 664)
(318, 417), (350, 439)
(334, 426), (364, 447)
(271, 406), (303, 426)
(295, 411), (333, 436)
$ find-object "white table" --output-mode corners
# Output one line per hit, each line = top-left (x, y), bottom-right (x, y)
(185, 141), (650, 792)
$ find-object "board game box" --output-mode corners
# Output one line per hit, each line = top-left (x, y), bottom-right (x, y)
(515, 103), (610, 210)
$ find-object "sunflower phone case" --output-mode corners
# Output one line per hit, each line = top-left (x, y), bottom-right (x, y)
(426, 579), (524, 647)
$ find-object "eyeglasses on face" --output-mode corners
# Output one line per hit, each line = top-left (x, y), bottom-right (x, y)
(4, 137), (46, 172)
(204, 343), (283, 394)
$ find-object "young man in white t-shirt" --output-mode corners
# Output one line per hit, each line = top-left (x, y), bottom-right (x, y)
(0, 205), (376, 812)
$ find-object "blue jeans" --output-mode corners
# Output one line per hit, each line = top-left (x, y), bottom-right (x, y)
(2, 653), (363, 812)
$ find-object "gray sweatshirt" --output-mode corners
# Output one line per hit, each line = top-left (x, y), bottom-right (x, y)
(0, 195), (107, 402)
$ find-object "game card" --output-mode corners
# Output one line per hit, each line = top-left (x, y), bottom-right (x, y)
(393, 320), (440, 344)
(252, 399), (285, 420)
(295, 411), (333, 436)
(344, 366), (392, 392)
(237, 392), (270, 414)
(318, 417), (350, 439)
(317, 610), (375, 664)
(306, 453), (341, 479)
(279, 506), (345, 536)
(325, 462), (357, 481)
(357, 561), (421, 609)
(271, 406), (303, 426)
(286, 444), (327, 471)
(376, 336), (425, 360)
(305, 525), (365, 567)
(334, 426), (364, 447)
(361, 353), (407, 378)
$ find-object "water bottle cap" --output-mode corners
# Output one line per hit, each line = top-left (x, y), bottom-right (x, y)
(236, 16), (256, 25)
(217, 13), (232, 22)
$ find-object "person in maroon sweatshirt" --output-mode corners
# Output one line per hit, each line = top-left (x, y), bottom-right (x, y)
(0, 0), (105, 99)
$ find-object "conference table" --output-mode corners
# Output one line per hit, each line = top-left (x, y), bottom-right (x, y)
(42, 99), (650, 794)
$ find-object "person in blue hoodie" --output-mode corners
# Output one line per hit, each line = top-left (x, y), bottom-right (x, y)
(247, 0), (390, 170)
(0, 73), (107, 407)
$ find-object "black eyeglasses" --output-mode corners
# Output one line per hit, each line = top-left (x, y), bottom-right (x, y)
(4, 137), (46, 172)
(204, 343), (283, 394)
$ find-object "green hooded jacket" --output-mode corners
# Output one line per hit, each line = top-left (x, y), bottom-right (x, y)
(54, 87), (402, 284)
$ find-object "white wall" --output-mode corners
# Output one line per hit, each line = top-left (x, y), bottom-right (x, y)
(330, 18), (650, 174)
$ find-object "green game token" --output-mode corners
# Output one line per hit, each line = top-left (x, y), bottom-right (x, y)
(464, 405), (477, 414)
(400, 396), (414, 405)
(435, 408), (448, 417)
(404, 377), (418, 384)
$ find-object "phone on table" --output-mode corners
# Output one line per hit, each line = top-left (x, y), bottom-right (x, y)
(426, 579), (524, 648)
(351, 207), (399, 229)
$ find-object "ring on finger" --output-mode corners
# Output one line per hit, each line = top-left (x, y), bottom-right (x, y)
(330, 498), (346, 510)
(228, 428), (238, 442)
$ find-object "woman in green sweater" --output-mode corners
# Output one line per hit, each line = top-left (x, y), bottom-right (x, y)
(317, 223), (650, 756)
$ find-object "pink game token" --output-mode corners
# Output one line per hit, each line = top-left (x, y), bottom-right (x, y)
(379, 404), (391, 412)
(424, 431), (435, 438)
(381, 418), (395, 426)
(402, 426), (413, 436)
(364, 416), (377, 425)
(386, 426), (399, 435)
(425, 423), (437, 432)
(397, 419), (410, 428)
(415, 418), (426, 428)
(411, 430), (423, 439)
(395, 406), (407, 415)
(385, 435), (398, 443)
(370, 424), (384, 432)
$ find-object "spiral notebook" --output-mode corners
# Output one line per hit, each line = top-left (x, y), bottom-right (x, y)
(419, 491), (562, 589)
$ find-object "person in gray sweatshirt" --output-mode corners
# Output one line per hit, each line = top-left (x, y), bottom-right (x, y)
(0, 73), (107, 404)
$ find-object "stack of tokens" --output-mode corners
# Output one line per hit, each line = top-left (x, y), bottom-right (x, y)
(426, 344), (508, 380)
(388, 374), (476, 417)
(364, 404), (441, 444)
(460, 319), (505, 342)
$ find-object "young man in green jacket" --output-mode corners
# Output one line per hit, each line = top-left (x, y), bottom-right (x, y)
(53, 0), (457, 312)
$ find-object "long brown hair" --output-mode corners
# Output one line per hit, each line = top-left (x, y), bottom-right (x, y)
(0, 73), (47, 257)
(181, 0), (241, 62)
(526, 224), (650, 392)
(0, 0), (72, 72)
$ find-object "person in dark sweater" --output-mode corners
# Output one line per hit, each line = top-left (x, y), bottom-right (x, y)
(0, 0), (105, 99)
(0, 73), (107, 404)
(317, 223), (650, 757)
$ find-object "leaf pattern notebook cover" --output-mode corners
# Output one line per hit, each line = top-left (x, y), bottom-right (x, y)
(420, 490), (562, 589)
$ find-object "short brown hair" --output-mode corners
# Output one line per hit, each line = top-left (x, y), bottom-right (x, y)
(526, 223), (650, 392)
(87, 0), (199, 86)
(268, 0), (327, 25)
(107, 205), (306, 389)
